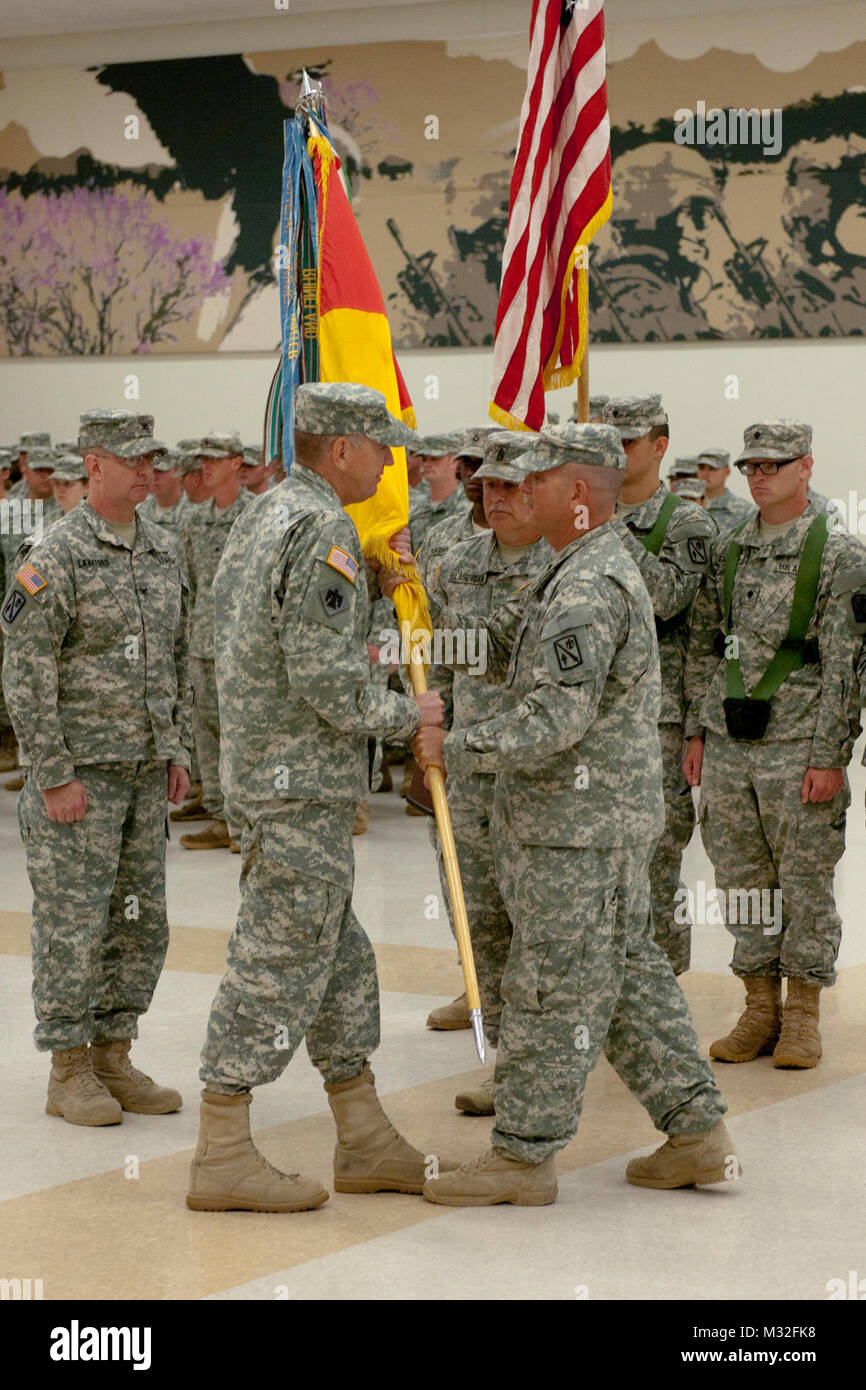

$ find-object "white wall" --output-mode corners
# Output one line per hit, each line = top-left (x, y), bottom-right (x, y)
(2, 338), (863, 519)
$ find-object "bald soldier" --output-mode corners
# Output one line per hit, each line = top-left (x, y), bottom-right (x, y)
(1, 410), (191, 1126)
(603, 394), (717, 976)
(415, 424), (732, 1207)
(684, 420), (866, 1069)
(188, 383), (453, 1214)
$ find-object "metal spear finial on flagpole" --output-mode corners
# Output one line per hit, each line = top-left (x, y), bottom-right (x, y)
(296, 69), (325, 122)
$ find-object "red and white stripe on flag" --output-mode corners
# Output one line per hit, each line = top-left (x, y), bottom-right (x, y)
(490, 0), (612, 432)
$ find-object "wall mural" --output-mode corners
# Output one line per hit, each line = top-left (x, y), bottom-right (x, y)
(1, 36), (865, 356)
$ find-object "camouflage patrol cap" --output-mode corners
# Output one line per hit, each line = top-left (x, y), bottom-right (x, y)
(475, 430), (536, 483)
(455, 426), (498, 463)
(51, 452), (89, 482)
(55, 438), (79, 455)
(241, 444), (263, 467)
(411, 430), (464, 457)
(667, 457), (700, 479)
(734, 420), (812, 465)
(513, 422), (627, 474)
(25, 446), (57, 472)
(79, 410), (167, 459)
(602, 393), (668, 441)
(696, 447), (730, 469)
(176, 437), (200, 452)
(569, 393), (610, 422)
(546, 411), (560, 426)
(196, 429), (243, 460)
(672, 478), (706, 501)
(295, 383), (415, 447)
(19, 431), (51, 451)
(153, 448), (180, 472)
(0, 449), (12, 469)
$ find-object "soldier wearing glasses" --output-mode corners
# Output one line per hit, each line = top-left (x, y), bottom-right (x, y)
(683, 421), (866, 1070)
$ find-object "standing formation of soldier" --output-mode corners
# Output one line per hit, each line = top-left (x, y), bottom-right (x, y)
(2, 382), (864, 1217)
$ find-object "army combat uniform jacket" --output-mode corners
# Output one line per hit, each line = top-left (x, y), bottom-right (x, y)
(184, 490), (250, 661)
(685, 502), (865, 766)
(1, 501), (192, 788)
(611, 485), (716, 725)
(212, 466), (420, 888)
(441, 522), (666, 849)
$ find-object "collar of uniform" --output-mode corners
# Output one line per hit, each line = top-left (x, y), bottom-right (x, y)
(619, 482), (669, 529)
(200, 489), (248, 524)
(80, 500), (159, 553)
(529, 520), (609, 593)
(735, 502), (817, 556)
(288, 462), (345, 512)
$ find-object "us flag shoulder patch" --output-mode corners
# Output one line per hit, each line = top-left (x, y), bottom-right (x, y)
(16, 563), (46, 596)
(325, 546), (358, 585)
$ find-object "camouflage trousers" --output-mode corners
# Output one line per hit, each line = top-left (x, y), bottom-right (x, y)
(649, 722), (695, 976)
(200, 819), (379, 1092)
(431, 773), (512, 1046)
(18, 761), (170, 1052)
(700, 732), (848, 987)
(490, 834), (725, 1164)
(190, 655), (223, 818)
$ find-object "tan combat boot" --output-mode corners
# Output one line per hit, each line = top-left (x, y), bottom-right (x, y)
(626, 1121), (739, 1189)
(180, 818), (231, 849)
(90, 1040), (182, 1114)
(169, 798), (208, 822)
(5, 773), (25, 792)
(426, 991), (471, 1030)
(46, 1045), (123, 1127)
(352, 799), (369, 835)
(455, 1068), (495, 1115)
(423, 1147), (557, 1207)
(709, 976), (781, 1062)
(326, 1064), (453, 1194)
(773, 978), (822, 1069)
(187, 1091), (329, 1213)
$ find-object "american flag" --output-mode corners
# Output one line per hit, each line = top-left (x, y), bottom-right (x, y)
(490, 0), (612, 431)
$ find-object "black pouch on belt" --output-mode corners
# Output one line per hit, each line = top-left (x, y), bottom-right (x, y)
(723, 697), (772, 741)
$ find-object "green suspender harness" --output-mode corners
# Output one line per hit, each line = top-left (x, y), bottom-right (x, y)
(721, 512), (829, 741)
(638, 492), (693, 639)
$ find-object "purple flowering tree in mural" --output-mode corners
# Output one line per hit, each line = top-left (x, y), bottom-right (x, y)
(0, 187), (230, 356)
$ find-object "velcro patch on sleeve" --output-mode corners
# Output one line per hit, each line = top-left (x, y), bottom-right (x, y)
(541, 616), (596, 685)
(16, 562), (46, 595)
(325, 545), (359, 585)
(1, 589), (27, 625)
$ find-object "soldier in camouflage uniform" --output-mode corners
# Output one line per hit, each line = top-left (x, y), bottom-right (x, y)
(570, 393), (609, 423)
(1, 410), (192, 1126)
(407, 431), (465, 552)
(188, 383), (454, 1214)
(673, 477), (707, 505)
(0, 447), (62, 779)
(238, 443), (274, 496)
(666, 457), (700, 491)
(684, 421), (866, 1070)
(50, 453), (89, 515)
(696, 448), (756, 534)
(415, 427), (494, 594)
(137, 448), (190, 533)
(180, 431), (250, 851)
(416, 424), (732, 1206)
(424, 432), (551, 1090)
(603, 394), (717, 976)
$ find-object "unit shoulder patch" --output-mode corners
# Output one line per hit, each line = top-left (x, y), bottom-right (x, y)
(540, 614), (596, 685)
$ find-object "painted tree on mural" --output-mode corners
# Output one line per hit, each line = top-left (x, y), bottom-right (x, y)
(0, 187), (229, 355)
